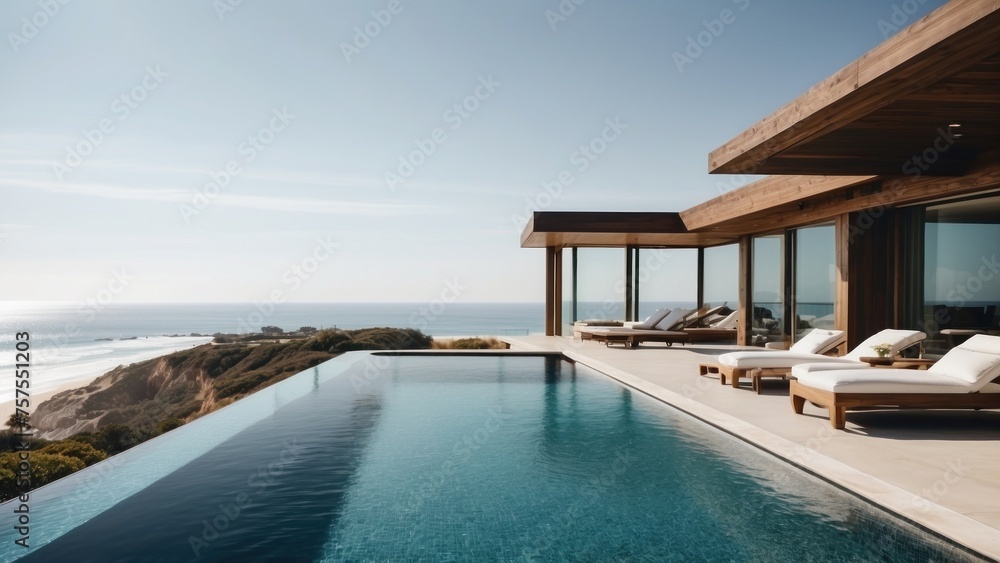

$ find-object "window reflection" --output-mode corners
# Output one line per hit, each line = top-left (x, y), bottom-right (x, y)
(752, 235), (784, 346)
(635, 248), (697, 320)
(793, 225), (835, 338)
(921, 196), (1000, 354)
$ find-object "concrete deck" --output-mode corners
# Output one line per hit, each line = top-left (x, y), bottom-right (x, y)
(501, 335), (1000, 560)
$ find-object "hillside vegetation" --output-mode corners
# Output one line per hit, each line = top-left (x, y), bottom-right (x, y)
(2, 327), (432, 501)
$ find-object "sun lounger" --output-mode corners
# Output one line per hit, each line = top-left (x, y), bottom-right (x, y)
(699, 329), (925, 392)
(588, 328), (691, 348)
(790, 334), (1000, 429)
(582, 307), (737, 348)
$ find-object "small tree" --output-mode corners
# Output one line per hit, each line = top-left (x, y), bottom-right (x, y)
(298, 326), (318, 335)
(5, 413), (29, 431)
(261, 326), (284, 334)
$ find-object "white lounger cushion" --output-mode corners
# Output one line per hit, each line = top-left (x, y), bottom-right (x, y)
(789, 329), (845, 354)
(927, 334), (1000, 391)
(791, 361), (868, 378)
(632, 308), (672, 330)
(795, 369), (974, 394)
(843, 329), (927, 361)
(712, 311), (738, 330)
(718, 352), (862, 370)
(654, 308), (693, 331)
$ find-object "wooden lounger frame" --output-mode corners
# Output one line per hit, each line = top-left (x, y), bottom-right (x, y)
(588, 330), (690, 349)
(698, 364), (795, 394)
(698, 350), (842, 393)
(789, 380), (1000, 429)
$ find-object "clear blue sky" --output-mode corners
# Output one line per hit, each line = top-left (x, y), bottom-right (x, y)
(0, 0), (946, 303)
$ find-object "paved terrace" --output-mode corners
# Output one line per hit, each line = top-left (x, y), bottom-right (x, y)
(500, 335), (1000, 559)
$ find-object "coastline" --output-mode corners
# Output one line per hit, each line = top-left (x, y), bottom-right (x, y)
(1, 336), (212, 420)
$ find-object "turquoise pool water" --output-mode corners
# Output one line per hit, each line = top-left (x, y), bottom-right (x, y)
(7, 354), (985, 561)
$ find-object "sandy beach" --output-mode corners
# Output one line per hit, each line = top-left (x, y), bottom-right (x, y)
(1, 336), (212, 421)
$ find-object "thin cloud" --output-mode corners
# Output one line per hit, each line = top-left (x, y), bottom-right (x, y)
(0, 176), (439, 216)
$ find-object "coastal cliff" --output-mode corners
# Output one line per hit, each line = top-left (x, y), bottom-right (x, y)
(31, 327), (432, 440)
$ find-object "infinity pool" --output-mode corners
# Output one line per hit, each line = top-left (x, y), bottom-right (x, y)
(6, 354), (985, 561)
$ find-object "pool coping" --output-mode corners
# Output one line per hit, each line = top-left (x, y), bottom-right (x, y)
(551, 347), (1000, 562)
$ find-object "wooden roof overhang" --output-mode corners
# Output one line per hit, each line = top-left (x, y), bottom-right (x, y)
(708, 1), (1000, 178)
(681, 161), (1000, 235)
(519, 212), (738, 249)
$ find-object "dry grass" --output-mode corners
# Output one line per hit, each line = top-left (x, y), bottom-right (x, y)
(431, 337), (508, 350)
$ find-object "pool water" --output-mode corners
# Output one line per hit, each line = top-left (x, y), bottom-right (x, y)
(12, 354), (985, 561)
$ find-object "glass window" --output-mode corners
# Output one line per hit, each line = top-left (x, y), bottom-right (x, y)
(921, 196), (1000, 354)
(635, 248), (697, 320)
(575, 248), (626, 322)
(793, 225), (835, 337)
(752, 234), (784, 346)
(703, 244), (738, 309)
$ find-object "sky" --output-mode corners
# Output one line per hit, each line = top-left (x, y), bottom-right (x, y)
(0, 0), (948, 304)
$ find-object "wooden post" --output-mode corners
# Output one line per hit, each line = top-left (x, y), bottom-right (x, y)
(738, 235), (752, 346)
(697, 247), (705, 308)
(835, 214), (850, 354)
(545, 247), (556, 336)
(625, 246), (634, 322)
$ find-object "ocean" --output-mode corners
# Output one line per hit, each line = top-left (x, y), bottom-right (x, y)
(0, 302), (545, 403)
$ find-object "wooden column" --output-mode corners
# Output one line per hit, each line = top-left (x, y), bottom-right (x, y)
(737, 235), (752, 346)
(696, 247), (705, 308)
(625, 246), (634, 322)
(545, 247), (556, 336)
(834, 214), (851, 355)
(553, 248), (563, 335)
(845, 210), (896, 349)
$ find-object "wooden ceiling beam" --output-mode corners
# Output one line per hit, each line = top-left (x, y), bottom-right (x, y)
(708, 1), (1000, 175)
(679, 175), (876, 231)
(689, 152), (1000, 235)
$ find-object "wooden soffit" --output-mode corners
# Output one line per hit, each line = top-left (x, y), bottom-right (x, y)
(519, 212), (738, 249)
(709, 1), (1000, 176)
(684, 153), (1000, 235)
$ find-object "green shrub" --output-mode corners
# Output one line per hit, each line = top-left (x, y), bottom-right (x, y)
(0, 452), (85, 501)
(39, 440), (107, 466)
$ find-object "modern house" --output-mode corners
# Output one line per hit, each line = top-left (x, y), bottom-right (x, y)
(521, 0), (1000, 355)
